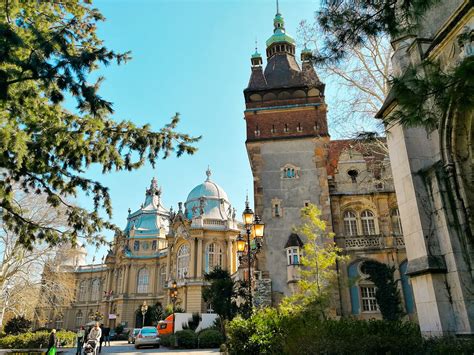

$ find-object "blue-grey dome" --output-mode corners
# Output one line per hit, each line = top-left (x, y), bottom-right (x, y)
(185, 168), (233, 220)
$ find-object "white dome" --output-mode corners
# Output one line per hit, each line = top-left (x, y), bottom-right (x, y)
(185, 168), (233, 220)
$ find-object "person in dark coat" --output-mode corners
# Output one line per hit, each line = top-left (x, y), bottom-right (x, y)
(46, 329), (57, 354)
(102, 327), (110, 346)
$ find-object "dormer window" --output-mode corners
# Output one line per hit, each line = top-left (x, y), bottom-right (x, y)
(255, 124), (260, 136)
(285, 233), (304, 266)
(287, 247), (301, 265)
(133, 241), (140, 251)
(284, 124), (289, 133)
(296, 123), (303, 132)
(348, 169), (358, 183)
(271, 125), (276, 134)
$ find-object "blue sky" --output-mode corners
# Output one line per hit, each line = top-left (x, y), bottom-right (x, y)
(82, 0), (321, 261)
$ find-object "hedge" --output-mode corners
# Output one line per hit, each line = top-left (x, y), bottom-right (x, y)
(226, 309), (474, 355)
(198, 329), (224, 348)
(175, 329), (197, 349)
(0, 331), (76, 349)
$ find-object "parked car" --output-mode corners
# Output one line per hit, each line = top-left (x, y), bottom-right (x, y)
(135, 326), (160, 349)
(128, 328), (141, 344)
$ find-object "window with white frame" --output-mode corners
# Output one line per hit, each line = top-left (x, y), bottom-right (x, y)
(205, 242), (223, 272)
(90, 279), (100, 301)
(137, 268), (149, 293)
(78, 280), (87, 301)
(343, 210), (358, 236)
(361, 210), (376, 235)
(177, 244), (190, 279)
(160, 266), (167, 290)
(75, 311), (83, 327)
(391, 208), (403, 235)
(360, 285), (378, 312)
(286, 247), (301, 265)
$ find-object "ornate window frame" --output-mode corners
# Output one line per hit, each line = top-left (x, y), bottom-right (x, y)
(90, 279), (100, 301)
(281, 164), (300, 179)
(137, 268), (149, 294)
(205, 242), (223, 272)
(177, 243), (190, 280)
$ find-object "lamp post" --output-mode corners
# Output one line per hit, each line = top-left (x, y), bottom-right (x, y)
(169, 281), (178, 345)
(140, 301), (148, 328)
(237, 198), (265, 308)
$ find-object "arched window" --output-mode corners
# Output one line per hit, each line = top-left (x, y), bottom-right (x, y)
(160, 266), (167, 290)
(75, 311), (83, 327)
(177, 244), (190, 279)
(391, 208), (403, 235)
(78, 280), (87, 301)
(137, 268), (149, 293)
(343, 210), (358, 236)
(116, 269), (123, 294)
(361, 210), (376, 235)
(91, 279), (100, 301)
(205, 242), (223, 272)
(133, 241), (140, 251)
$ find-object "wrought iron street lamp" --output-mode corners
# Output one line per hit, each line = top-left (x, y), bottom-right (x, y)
(140, 301), (148, 328)
(169, 281), (178, 346)
(239, 197), (265, 308)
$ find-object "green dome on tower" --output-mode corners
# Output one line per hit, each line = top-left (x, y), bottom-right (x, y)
(266, 11), (295, 47)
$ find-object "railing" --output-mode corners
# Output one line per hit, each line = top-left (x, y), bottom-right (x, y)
(336, 234), (406, 251)
(203, 218), (226, 226)
(395, 236), (405, 248)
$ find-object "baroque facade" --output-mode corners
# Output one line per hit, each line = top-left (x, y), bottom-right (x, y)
(244, 10), (415, 318)
(376, 0), (473, 335)
(41, 170), (241, 330)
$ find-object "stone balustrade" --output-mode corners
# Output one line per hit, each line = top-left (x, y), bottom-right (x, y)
(336, 234), (405, 251)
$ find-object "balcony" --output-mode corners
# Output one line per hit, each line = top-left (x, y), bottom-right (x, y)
(336, 234), (405, 251)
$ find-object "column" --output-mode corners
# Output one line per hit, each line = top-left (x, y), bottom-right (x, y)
(166, 247), (171, 282)
(190, 238), (196, 278)
(196, 238), (203, 278)
(227, 239), (233, 273)
(123, 264), (130, 295)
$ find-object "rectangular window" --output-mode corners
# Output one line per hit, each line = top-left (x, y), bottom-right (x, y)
(287, 248), (300, 265)
(274, 203), (280, 217)
(360, 286), (378, 312)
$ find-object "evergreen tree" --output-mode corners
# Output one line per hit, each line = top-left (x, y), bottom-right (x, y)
(0, 1), (200, 248)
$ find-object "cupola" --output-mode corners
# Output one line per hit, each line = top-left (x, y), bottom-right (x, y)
(265, 8), (296, 59)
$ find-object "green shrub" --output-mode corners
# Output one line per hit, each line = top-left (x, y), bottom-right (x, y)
(159, 334), (174, 348)
(226, 308), (286, 354)
(198, 329), (224, 348)
(4, 316), (32, 335)
(175, 329), (197, 349)
(0, 331), (75, 349)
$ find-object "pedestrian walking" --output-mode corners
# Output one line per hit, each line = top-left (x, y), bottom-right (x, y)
(103, 327), (111, 346)
(76, 326), (85, 355)
(88, 322), (102, 355)
(98, 324), (104, 353)
(46, 329), (57, 355)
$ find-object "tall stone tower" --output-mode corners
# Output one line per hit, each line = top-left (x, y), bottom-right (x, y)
(244, 9), (331, 303)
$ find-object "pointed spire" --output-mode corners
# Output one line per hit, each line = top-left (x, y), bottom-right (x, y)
(251, 39), (263, 67)
(206, 166), (212, 181)
(276, 0), (280, 15)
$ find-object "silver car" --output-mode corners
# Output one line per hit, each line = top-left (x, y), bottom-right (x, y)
(134, 326), (160, 349)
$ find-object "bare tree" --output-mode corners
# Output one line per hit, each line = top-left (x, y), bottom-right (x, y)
(298, 20), (392, 138)
(0, 184), (75, 326)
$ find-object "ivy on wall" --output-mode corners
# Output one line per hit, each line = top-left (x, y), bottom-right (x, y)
(361, 260), (404, 321)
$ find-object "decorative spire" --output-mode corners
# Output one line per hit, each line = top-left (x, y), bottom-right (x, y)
(251, 39), (263, 67)
(276, 0), (280, 15)
(206, 166), (212, 181)
(144, 176), (162, 207)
